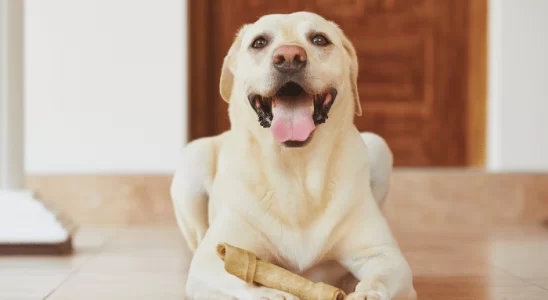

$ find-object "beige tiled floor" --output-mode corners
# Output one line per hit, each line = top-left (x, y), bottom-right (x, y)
(1, 224), (548, 300)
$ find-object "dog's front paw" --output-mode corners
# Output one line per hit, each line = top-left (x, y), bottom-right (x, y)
(248, 287), (300, 300)
(346, 290), (387, 300)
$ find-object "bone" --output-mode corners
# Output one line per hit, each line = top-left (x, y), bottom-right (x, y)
(216, 243), (346, 300)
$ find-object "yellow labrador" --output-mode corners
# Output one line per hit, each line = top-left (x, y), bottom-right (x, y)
(171, 12), (416, 300)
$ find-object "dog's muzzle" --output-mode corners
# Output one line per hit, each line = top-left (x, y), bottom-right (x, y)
(248, 81), (337, 147)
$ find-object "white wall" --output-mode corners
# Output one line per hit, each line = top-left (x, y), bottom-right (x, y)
(22, 0), (547, 173)
(24, 0), (187, 174)
(487, 0), (548, 172)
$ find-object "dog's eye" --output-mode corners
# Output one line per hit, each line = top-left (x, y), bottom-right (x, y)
(251, 37), (268, 49)
(311, 34), (330, 46)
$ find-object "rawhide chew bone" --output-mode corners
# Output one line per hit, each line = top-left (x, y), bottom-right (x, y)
(216, 243), (346, 300)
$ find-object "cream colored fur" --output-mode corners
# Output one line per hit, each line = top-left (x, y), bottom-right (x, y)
(171, 12), (416, 300)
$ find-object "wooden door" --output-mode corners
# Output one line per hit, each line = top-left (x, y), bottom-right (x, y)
(188, 0), (487, 167)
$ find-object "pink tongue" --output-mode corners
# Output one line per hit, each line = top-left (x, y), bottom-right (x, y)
(271, 95), (315, 143)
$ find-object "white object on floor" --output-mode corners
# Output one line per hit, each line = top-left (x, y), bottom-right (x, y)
(0, 190), (69, 244)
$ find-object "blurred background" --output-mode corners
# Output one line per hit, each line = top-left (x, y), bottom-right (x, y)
(1, 0), (547, 225)
(12, 0), (548, 172)
(1, 1), (548, 299)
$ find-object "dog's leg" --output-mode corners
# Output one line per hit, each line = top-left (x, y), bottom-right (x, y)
(187, 214), (299, 300)
(360, 132), (393, 205)
(171, 137), (218, 252)
(337, 202), (416, 300)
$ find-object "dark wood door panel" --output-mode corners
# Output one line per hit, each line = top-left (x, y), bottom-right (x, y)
(188, 0), (486, 166)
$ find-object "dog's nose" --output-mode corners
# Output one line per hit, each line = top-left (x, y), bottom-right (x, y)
(272, 45), (307, 73)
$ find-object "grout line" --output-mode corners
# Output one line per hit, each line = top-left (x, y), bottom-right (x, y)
(489, 263), (548, 291)
(42, 228), (127, 299)
(489, 264), (527, 281)
(516, 276), (548, 292)
(530, 282), (548, 292)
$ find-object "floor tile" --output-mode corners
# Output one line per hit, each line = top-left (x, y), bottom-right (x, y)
(2, 224), (548, 299)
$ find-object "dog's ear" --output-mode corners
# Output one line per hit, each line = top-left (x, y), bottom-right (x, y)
(332, 22), (362, 116)
(220, 24), (250, 103)
(342, 34), (362, 116)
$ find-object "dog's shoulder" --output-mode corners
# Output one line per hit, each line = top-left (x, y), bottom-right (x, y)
(171, 131), (231, 195)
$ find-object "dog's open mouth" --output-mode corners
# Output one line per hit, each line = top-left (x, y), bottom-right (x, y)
(248, 82), (337, 147)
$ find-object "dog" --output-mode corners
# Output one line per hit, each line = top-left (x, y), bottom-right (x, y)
(171, 12), (416, 300)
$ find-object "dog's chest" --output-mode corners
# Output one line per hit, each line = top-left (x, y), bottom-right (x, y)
(259, 188), (348, 272)
(218, 152), (357, 271)
(263, 219), (337, 273)
(243, 174), (349, 268)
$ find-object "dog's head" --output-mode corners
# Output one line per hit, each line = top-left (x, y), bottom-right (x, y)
(220, 12), (361, 147)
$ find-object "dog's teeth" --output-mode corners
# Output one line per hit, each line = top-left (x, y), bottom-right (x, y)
(310, 105), (314, 112)
(323, 93), (333, 106)
(272, 99), (276, 108)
